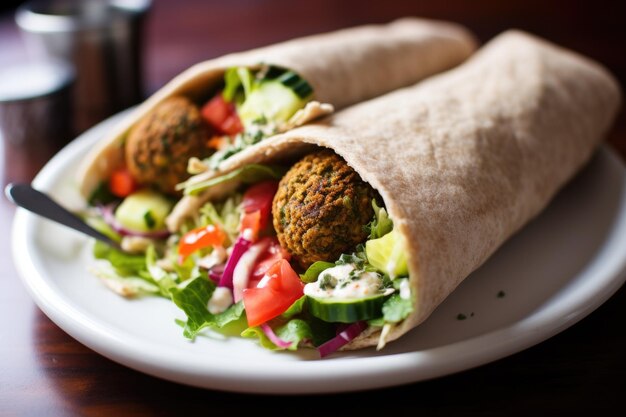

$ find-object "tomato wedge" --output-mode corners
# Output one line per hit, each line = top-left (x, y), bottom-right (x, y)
(248, 236), (291, 288)
(178, 224), (226, 264)
(243, 259), (304, 327)
(201, 93), (243, 136)
(109, 167), (138, 198)
(239, 180), (278, 240)
(239, 211), (261, 241)
(242, 180), (278, 214)
(220, 113), (244, 136)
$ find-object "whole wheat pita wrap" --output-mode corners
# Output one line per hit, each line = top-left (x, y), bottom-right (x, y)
(168, 30), (621, 350)
(76, 17), (477, 199)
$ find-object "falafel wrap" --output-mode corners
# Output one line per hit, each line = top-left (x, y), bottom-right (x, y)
(84, 30), (620, 356)
(133, 31), (621, 355)
(76, 17), (477, 201)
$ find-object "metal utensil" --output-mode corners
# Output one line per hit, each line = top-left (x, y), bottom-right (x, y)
(5, 182), (122, 251)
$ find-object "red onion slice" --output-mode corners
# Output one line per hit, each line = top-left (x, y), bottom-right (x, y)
(218, 236), (252, 289)
(261, 323), (292, 349)
(232, 238), (271, 302)
(208, 264), (225, 283)
(317, 321), (368, 358)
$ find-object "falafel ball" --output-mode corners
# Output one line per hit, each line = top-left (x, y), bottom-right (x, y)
(272, 149), (378, 268)
(125, 96), (211, 194)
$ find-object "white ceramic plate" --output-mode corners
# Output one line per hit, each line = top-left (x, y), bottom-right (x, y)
(11, 111), (626, 394)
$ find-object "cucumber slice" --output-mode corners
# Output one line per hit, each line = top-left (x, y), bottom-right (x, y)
(238, 81), (307, 126)
(365, 228), (408, 278)
(307, 294), (388, 323)
(114, 189), (172, 232)
(277, 71), (313, 99)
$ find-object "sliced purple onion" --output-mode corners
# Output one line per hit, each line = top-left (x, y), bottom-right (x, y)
(218, 236), (252, 289)
(99, 204), (170, 239)
(317, 321), (368, 358)
(208, 264), (225, 283)
(261, 323), (292, 349)
(232, 238), (271, 302)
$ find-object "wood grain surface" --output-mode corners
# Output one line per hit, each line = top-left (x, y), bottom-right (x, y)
(1, 1), (625, 415)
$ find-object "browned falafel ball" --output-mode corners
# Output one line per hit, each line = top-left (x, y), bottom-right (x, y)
(125, 96), (211, 195)
(272, 149), (378, 268)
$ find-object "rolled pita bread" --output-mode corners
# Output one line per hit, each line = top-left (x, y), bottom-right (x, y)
(76, 17), (477, 199)
(168, 30), (621, 350)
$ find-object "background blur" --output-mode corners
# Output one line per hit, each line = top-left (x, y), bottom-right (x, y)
(2, 0), (625, 96)
(2, 0), (624, 175)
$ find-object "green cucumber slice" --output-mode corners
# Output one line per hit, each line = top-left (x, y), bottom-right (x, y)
(114, 189), (172, 232)
(238, 81), (307, 126)
(277, 72), (313, 98)
(306, 294), (388, 323)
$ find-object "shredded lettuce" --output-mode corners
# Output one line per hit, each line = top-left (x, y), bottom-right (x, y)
(204, 129), (270, 170)
(197, 193), (242, 244)
(170, 253), (198, 282)
(93, 240), (146, 276)
(145, 245), (179, 297)
(181, 164), (287, 196)
(89, 266), (160, 297)
(365, 200), (393, 239)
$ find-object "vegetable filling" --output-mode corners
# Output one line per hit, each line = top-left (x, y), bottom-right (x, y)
(85, 149), (413, 357)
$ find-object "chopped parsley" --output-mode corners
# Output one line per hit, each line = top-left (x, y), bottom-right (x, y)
(319, 274), (337, 290)
(144, 211), (156, 229)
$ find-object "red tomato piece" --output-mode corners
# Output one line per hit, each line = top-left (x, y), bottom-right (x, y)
(241, 180), (278, 230)
(109, 167), (138, 198)
(201, 93), (243, 136)
(243, 259), (304, 327)
(240, 210), (262, 241)
(178, 224), (226, 264)
(220, 114), (244, 136)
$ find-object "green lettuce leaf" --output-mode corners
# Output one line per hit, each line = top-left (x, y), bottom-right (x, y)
(281, 296), (306, 319)
(275, 319), (313, 350)
(170, 277), (245, 339)
(241, 319), (313, 351)
(299, 261), (334, 283)
(365, 200), (393, 240)
(182, 164), (287, 196)
(382, 293), (413, 323)
(93, 240), (146, 276)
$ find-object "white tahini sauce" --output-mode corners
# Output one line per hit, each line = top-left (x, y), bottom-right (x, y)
(208, 286), (233, 314)
(304, 263), (385, 299)
(399, 278), (411, 300)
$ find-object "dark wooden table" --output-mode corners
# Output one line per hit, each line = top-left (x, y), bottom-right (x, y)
(1, 1), (625, 415)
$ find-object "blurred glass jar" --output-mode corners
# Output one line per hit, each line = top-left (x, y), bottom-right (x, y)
(0, 60), (75, 185)
(15, 0), (152, 134)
